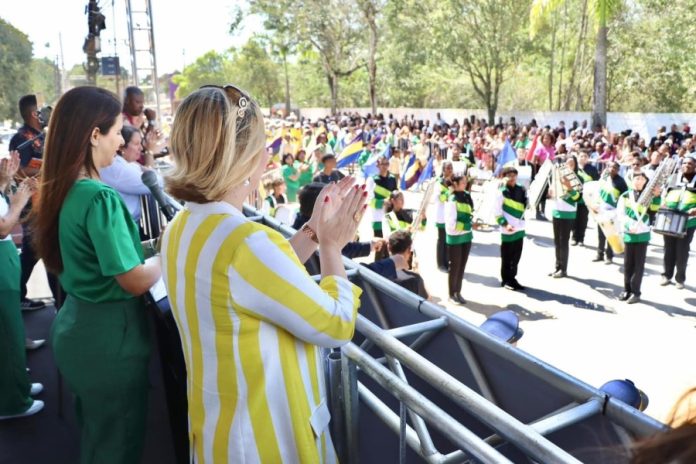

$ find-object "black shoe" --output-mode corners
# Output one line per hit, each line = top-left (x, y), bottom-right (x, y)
(618, 291), (631, 301)
(511, 281), (526, 291)
(503, 283), (516, 290)
(448, 294), (461, 305)
(21, 299), (46, 311)
(552, 270), (567, 278)
(592, 256), (603, 262)
(454, 293), (467, 305)
(438, 266), (449, 272)
(627, 294), (641, 304)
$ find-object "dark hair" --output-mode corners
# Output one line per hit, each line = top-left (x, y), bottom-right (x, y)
(451, 174), (467, 187)
(388, 230), (412, 255)
(124, 86), (144, 99)
(121, 125), (139, 146)
(19, 94), (38, 121)
(33, 86), (122, 273)
(283, 153), (294, 165)
(297, 182), (326, 218)
(385, 191), (403, 213)
(501, 166), (518, 177)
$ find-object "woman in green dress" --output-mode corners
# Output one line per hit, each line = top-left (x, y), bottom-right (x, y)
(32, 87), (162, 464)
(281, 153), (301, 201)
(0, 152), (44, 420)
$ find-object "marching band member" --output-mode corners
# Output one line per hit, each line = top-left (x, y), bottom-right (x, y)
(549, 158), (581, 278)
(495, 167), (527, 290)
(592, 161), (628, 264)
(366, 156), (398, 238)
(661, 156), (696, 289)
(617, 171), (661, 303)
(163, 86), (366, 463)
(445, 174), (474, 304)
(385, 191), (426, 232)
(572, 151), (599, 246)
(435, 161), (454, 271)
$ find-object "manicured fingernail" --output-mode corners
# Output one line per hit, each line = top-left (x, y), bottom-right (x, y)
(363, 204), (367, 210)
(324, 196), (330, 202)
(363, 191), (368, 197)
(361, 184), (366, 190)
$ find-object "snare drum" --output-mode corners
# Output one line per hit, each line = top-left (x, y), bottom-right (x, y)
(653, 208), (688, 238)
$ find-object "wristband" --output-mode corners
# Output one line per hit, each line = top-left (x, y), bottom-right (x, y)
(300, 223), (319, 244)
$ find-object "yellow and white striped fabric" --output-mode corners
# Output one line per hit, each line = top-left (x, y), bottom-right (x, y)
(161, 201), (362, 464)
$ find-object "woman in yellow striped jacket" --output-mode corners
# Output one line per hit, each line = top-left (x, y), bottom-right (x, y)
(161, 85), (367, 464)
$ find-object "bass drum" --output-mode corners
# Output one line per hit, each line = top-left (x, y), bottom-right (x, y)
(653, 208), (688, 238)
(527, 160), (553, 211)
(582, 180), (624, 254)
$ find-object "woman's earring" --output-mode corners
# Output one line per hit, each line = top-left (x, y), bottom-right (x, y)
(243, 178), (251, 187)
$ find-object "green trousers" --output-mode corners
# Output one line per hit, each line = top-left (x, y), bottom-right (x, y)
(0, 240), (32, 416)
(51, 294), (151, 464)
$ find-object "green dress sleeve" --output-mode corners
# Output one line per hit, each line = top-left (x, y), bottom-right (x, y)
(85, 189), (144, 277)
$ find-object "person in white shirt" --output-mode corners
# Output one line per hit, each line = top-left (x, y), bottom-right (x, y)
(100, 125), (162, 222)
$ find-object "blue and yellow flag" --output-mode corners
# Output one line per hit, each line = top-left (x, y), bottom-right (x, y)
(336, 134), (364, 168)
(400, 154), (422, 190)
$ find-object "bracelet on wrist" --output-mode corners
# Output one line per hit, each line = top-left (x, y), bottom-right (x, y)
(300, 223), (319, 244)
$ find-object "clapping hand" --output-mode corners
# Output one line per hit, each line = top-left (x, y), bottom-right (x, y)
(9, 177), (37, 208)
(0, 151), (21, 182)
(307, 176), (355, 232)
(312, 179), (368, 250)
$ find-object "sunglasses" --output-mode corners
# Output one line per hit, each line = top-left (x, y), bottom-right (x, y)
(200, 84), (250, 119)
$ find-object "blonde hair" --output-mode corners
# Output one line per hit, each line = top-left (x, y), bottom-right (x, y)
(166, 86), (265, 203)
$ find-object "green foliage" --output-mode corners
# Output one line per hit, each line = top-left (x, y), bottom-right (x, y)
(0, 18), (32, 120)
(30, 58), (60, 106)
(173, 40), (281, 111)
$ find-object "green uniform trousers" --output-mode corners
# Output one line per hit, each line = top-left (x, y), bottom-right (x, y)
(0, 240), (33, 415)
(51, 294), (151, 464)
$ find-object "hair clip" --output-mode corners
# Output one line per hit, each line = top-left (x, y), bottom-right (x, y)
(237, 96), (249, 119)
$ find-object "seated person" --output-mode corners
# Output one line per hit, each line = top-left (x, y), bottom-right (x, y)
(313, 154), (346, 183)
(261, 177), (287, 216)
(100, 125), (163, 222)
(364, 230), (429, 299)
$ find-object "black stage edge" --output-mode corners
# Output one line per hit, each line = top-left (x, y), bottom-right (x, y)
(0, 302), (179, 464)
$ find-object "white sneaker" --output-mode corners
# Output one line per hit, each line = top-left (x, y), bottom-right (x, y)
(0, 400), (44, 420)
(30, 383), (43, 396)
(25, 339), (45, 350)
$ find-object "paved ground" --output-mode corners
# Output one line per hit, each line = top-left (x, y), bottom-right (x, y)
(353, 187), (696, 424)
(26, 188), (696, 425)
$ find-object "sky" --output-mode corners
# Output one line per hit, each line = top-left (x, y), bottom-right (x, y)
(1, 0), (263, 75)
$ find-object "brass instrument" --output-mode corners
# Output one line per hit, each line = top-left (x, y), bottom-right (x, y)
(553, 163), (583, 198)
(636, 158), (678, 211)
(410, 179), (436, 237)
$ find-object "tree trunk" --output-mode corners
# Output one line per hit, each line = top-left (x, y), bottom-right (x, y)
(557, 0), (568, 111)
(592, 25), (608, 129)
(283, 53), (291, 116)
(563, 0), (588, 110)
(548, 12), (557, 111)
(328, 73), (339, 115)
(368, 23), (378, 116)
